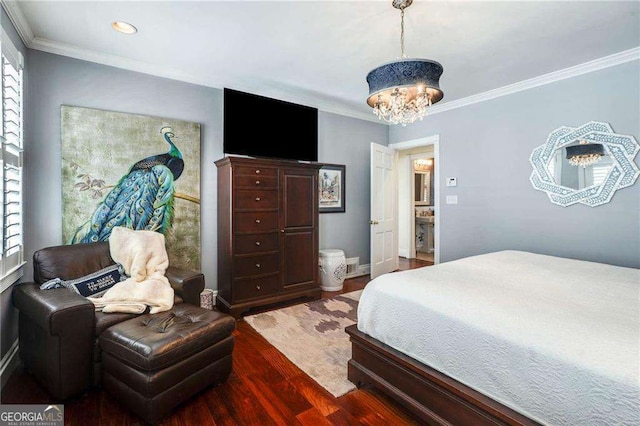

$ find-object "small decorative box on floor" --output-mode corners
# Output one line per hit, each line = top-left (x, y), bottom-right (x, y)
(319, 249), (347, 291)
(200, 289), (215, 310)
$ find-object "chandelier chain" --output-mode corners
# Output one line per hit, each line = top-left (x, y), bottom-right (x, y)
(400, 8), (405, 58)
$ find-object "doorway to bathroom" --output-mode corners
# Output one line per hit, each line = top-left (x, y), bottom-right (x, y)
(390, 135), (440, 265)
(412, 153), (435, 263)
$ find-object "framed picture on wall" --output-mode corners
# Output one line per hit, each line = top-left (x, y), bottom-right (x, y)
(318, 164), (346, 213)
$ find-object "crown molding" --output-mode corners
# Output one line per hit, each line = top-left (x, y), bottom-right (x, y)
(29, 36), (380, 123)
(24, 35), (640, 125)
(427, 47), (640, 116)
(3, 0), (638, 125)
(30, 36), (215, 86)
(1, 0), (35, 47)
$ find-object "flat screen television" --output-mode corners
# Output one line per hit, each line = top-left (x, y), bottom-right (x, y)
(224, 88), (318, 162)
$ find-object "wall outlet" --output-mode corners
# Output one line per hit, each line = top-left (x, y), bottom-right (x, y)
(446, 177), (457, 187)
(446, 195), (458, 204)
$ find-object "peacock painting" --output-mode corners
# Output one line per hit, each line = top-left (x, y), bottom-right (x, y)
(61, 106), (201, 269)
(71, 126), (183, 243)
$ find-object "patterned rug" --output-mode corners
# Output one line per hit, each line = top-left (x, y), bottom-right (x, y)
(244, 291), (361, 397)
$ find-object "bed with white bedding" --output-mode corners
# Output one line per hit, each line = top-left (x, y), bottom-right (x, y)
(351, 251), (639, 425)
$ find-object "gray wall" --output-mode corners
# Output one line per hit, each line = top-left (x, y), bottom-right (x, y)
(23, 51), (384, 295)
(24, 50), (223, 288)
(1, 8), (27, 359)
(318, 112), (388, 264)
(390, 61), (640, 268)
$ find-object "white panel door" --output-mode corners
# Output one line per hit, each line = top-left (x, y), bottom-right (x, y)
(370, 142), (398, 279)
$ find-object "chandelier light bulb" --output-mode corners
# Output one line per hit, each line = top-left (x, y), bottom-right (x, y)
(568, 154), (603, 168)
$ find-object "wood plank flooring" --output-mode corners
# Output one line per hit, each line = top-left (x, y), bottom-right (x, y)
(1, 257), (431, 425)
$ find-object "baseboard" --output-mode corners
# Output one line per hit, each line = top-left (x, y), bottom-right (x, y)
(0, 339), (19, 390)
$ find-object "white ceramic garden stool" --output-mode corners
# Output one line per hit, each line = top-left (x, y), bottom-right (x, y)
(319, 249), (347, 292)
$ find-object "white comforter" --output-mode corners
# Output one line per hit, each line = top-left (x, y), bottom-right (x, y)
(357, 251), (639, 425)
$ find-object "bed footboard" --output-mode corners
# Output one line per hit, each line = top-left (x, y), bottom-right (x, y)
(345, 325), (539, 426)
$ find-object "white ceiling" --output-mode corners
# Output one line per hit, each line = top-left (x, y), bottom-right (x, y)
(7, 1), (640, 121)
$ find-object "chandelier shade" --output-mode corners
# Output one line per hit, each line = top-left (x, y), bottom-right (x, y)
(566, 142), (605, 167)
(366, 59), (444, 108)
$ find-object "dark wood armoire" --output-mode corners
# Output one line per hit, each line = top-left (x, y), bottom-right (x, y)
(215, 156), (321, 317)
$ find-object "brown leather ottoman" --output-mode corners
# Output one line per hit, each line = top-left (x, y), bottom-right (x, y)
(99, 304), (235, 424)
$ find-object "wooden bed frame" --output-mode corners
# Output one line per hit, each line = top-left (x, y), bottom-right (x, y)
(345, 325), (541, 426)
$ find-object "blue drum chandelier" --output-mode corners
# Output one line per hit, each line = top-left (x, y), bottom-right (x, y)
(366, 0), (444, 126)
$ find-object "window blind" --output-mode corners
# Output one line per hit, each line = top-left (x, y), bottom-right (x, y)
(592, 164), (610, 187)
(0, 29), (24, 279)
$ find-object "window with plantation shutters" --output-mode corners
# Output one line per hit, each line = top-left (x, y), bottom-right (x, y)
(0, 29), (24, 289)
(591, 157), (613, 187)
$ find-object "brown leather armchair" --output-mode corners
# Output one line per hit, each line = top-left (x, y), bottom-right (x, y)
(13, 242), (205, 400)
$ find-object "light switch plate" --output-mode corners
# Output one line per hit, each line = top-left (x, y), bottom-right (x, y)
(446, 177), (457, 187)
(446, 195), (458, 204)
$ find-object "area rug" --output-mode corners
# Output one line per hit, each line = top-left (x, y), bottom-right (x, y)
(244, 290), (361, 398)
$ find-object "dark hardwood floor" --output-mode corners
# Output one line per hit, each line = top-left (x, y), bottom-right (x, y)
(1, 257), (431, 425)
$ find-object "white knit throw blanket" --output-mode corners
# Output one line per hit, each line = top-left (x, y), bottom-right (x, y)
(88, 227), (174, 314)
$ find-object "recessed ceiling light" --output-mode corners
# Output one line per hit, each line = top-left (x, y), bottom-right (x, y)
(112, 21), (137, 35)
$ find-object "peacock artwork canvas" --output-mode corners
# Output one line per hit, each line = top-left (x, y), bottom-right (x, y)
(61, 106), (201, 270)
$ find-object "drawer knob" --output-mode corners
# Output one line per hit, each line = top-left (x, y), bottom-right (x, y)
(256, 285), (261, 290)
(255, 219), (261, 224)
(255, 241), (261, 246)
(255, 197), (261, 201)
(256, 263), (261, 268)
(255, 170), (261, 174)
(255, 180), (260, 185)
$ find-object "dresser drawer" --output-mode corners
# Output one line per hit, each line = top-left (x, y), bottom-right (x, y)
(235, 212), (278, 233)
(234, 253), (279, 278)
(234, 189), (278, 210)
(234, 165), (277, 177)
(235, 233), (278, 254)
(234, 275), (280, 302)
(235, 175), (278, 189)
